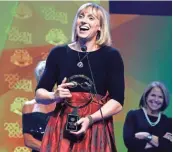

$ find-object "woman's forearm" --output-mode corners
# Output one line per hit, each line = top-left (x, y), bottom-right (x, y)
(149, 135), (159, 147)
(35, 88), (55, 104)
(24, 134), (41, 151)
(90, 99), (122, 123)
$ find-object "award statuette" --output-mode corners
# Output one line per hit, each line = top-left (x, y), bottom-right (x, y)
(65, 75), (94, 132)
(66, 108), (80, 132)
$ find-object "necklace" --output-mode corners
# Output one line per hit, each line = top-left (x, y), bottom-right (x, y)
(77, 52), (89, 68)
(142, 107), (161, 127)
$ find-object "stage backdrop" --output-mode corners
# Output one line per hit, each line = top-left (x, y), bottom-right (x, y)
(0, 1), (171, 152)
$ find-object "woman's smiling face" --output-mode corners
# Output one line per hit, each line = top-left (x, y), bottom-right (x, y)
(76, 7), (101, 41)
(146, 87), (164, 112)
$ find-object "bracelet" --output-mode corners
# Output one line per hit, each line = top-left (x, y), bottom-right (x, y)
(87, 115), (93, 126)
(146, 134), (152, 142)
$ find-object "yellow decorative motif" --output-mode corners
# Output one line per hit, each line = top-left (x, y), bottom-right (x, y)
(8, 27), (32, 44)
(41, 6), (68, 24)
(4, 74), (32, 92)
(13, 79), (32, 92)
(4, 74), (20, 89)
(11, 49), (33, 67)
(45, 28), (68, 45)
(14, 147), (30, 152)
(11, 3), (32, 19)
(73, 0), (100, 4)
(90, 0), (100, 4)
(41, 52), (49, 60)
(10, 97), (28, 116)
(4, 122), (23, 138)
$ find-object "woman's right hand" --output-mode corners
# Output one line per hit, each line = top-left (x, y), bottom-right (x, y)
(54, 77), (74, 102)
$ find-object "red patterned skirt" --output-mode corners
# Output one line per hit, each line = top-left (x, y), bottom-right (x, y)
(40, 92), (117, 152)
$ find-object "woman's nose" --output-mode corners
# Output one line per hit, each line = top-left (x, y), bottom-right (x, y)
(81, 20), (87, 24)
(80, 17), (88, 23)
(155, 97), (159, 102)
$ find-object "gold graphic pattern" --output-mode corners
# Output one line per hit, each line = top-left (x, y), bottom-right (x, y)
(45, 28), (68, 45)
(41, 6), (68, 24)
(4, 74), (20, 89)
(14, 147), (30, 152)
(11, 49), (33, 67)
(73, 0), (100, 5)
(4, 122), (23, 138)
(7, 27), (32, 44)
(10, 97), (28, 116)
(13, 79), (32, 92)
(11, 3), (32, 19)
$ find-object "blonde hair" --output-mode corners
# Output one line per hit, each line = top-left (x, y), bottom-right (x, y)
(71, 3), (111, 46)
(34, 60), (46, 83)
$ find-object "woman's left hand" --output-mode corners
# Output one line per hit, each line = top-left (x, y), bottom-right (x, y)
(135, 132), (150, 140)
(70, 117), (90, 136)
(163, 132), (172, 142)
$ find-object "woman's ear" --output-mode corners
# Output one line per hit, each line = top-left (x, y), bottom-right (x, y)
(96, 30), (100, 40)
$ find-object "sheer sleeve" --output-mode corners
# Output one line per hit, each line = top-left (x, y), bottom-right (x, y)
(107, 49), (125, 105)
(123, 110), (147, 151)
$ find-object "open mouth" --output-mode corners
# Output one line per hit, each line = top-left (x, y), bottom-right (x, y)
(79, 25), (90, 31)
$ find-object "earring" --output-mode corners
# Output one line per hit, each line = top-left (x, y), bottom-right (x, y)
(96, 31), (100, 40)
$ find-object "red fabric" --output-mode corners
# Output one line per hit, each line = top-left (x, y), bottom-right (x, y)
(40, 92), (117, 152)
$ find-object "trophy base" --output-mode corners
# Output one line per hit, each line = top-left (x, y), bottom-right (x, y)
(66, 114), (80, 132)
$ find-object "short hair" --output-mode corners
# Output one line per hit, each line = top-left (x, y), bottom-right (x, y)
(71, 3), (111, 46)
(139, 81), (170, 111)
(34, 60), (46, 83)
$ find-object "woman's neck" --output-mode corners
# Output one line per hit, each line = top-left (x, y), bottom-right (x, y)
(76, 38), (100, 52)
(144, 107), (160, 117)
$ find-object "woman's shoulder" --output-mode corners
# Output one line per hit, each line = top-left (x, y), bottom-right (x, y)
(48, 44), (67, 56)
(102, 45), (120, 53)
(161, 113), (172, 122)
(102, 45), (123, 60)
(126, 109), (142, 117)
(22, 99), (36, 114)
(46, 44), (68, 63)
(51, 44), (67, 50)
(160, 114), (172, 131)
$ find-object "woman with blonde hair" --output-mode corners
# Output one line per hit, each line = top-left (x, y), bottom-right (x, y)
(36, 3), (124, 152)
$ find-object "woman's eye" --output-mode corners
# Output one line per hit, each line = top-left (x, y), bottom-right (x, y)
(159, 96), (163, 99)
(79, 15), (83, 18)
(151, 94), (156, 97)
(89, 17), (94, 20)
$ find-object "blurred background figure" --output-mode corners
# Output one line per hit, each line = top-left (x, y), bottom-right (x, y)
(123, 81), (172, 152)
(22, 60), (56, 152)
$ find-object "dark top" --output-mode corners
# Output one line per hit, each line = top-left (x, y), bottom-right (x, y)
(36, 45), (125, 105)
(22, 112), (52, 152)
(123, 109), (172, 152)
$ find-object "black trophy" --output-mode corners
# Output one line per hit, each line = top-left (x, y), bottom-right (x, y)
(65, 75), (94, 132)
(66, 108), (80, 132)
